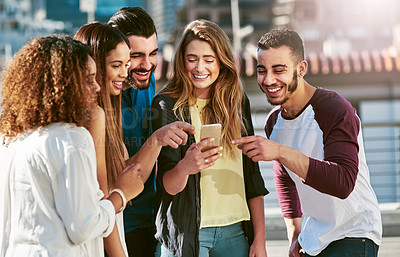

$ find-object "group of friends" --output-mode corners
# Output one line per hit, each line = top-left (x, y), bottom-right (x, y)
(0, 6), (382, 257)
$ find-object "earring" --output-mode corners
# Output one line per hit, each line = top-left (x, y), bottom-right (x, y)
(300, 72), (303, 76)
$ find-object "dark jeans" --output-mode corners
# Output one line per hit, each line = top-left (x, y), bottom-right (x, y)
(156, 222), (249, 257)
(125, 227), (157, 257)
(305, 237), (379, 257)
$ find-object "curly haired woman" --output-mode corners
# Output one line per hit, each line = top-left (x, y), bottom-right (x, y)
(151, 20), (269, 257)
(0, 35), (144, 257)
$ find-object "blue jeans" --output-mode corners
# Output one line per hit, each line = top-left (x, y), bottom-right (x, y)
(156, 222), (249, 257)
(305, 237), (379, 257)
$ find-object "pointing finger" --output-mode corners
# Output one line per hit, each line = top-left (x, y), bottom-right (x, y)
(231, 136), (257, 145)
(175, 121), (195, 134)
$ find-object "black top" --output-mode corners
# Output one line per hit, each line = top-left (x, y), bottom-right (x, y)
(151, 93), (269, 257)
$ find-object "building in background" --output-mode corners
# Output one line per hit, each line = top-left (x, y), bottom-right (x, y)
(96, 0), (143, 18)
(0, 0), (69, 74)
(147, 0), (185, 48)
(284, 0), (400, 55)
(46, 0), (186, 48)
(174, 0), (273, 52)
(46, 0), (86, 29)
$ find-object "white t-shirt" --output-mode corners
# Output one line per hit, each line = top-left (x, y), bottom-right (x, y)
(267, 89), (382, 255)
(0, 123), (115, 257)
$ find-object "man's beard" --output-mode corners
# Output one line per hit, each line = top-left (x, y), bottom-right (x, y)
(124, 66), (156, 90)
(266, 70), (298, 106)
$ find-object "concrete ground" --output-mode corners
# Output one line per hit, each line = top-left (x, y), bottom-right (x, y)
(265, 236), (400, 257)
(264, 203), (400, 256)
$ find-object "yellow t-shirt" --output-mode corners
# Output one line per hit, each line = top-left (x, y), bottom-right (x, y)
(190, 98), (250, 228)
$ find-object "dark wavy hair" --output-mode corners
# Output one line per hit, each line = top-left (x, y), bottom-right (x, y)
(107, 6), (157, 38)
(0, 35), (96, 143)
(258, 28), (305, 64)
(74, 22), (129, 190)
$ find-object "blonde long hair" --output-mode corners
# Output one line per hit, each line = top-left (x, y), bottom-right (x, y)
(160, 20), (246, 156)
(74, 22), (129, 191)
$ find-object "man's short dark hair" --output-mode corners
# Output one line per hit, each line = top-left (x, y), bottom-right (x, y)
(258, 28), (305, 63)
(107, 7), (157, 38)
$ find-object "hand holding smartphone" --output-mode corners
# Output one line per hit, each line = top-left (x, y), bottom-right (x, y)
(200, 123), (222, 152)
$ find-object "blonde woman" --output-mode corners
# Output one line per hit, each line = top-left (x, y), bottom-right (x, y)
(151, 20), (269, 257)
(74, 22), (194, 257)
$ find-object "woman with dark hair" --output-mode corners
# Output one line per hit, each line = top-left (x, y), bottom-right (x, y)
(152, 20), (269, 257)
(75, 22), (195, 257)
(75, 21), (133, 257)
(0, 35), (144, 256)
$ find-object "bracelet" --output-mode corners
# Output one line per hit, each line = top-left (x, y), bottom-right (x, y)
(110, 188), (126, 213)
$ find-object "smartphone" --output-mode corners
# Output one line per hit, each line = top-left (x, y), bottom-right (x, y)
(200, 123), (222, 151)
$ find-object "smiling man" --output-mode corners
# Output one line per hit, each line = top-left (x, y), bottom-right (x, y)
(108, 7), (159, 257)
(232, 29), (382, 257)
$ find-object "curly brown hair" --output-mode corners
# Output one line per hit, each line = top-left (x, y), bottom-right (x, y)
(0, 35), (97, 143)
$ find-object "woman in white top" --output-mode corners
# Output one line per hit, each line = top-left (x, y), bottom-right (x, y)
(0, 35), (144, 257)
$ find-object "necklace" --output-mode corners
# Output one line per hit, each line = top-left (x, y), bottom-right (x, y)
(194, 99), (209, 123)
(195, 103), (203, 117)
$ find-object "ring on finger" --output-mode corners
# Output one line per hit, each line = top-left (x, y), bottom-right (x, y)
(204, 159), (209, 164)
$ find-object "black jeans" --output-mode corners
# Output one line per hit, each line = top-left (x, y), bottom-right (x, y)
(125, 226), (158, 257)
(305, 237), (379, 257)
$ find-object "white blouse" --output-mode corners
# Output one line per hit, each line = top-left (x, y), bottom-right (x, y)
(0, 123), (115, 257)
